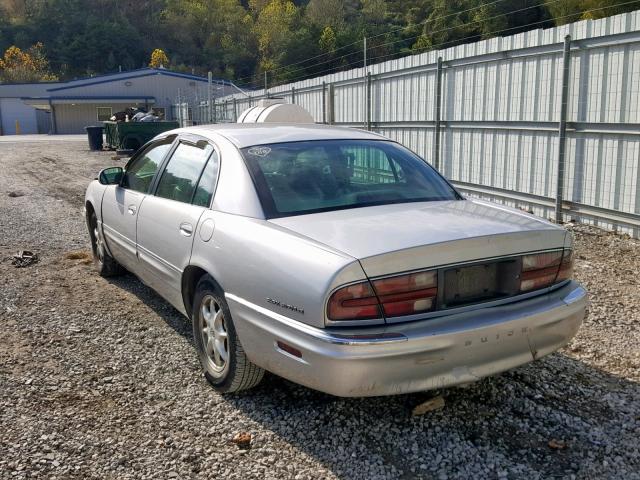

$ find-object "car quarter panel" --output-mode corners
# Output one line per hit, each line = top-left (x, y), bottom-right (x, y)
(188, 210), (367, 329)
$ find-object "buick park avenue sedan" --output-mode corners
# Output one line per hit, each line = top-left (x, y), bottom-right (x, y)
(85, 124), (587, 397)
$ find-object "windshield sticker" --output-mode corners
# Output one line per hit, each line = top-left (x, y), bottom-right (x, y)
(247, 146), (272, 157)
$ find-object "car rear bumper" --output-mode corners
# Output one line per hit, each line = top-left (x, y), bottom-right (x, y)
(227, 281), (587, 397)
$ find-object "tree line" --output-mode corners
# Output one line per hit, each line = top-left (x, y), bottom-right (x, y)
(0, 0), (637, 86)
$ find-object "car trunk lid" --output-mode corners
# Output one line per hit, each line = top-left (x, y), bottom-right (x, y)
(270, 199), (567, 278)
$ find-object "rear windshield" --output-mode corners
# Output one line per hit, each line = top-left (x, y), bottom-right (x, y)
(241, 139), (460, 218)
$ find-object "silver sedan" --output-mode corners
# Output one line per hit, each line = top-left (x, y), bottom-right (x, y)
(85, 124), (587, 397)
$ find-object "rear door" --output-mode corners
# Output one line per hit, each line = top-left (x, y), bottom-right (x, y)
(136, 136), (220, 309)
(101, 137), (174, 271)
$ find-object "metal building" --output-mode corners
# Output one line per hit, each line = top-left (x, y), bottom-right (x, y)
(0, 68), (236, 135)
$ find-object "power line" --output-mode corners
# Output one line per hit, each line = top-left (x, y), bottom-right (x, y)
(235, 0), (564, 90)
(232, 0), (525, 86)
(372, 0), (560, 52)
(365, 0), (640, 66)
(234, 0), (640, 92)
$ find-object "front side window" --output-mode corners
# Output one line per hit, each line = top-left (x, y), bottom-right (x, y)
(121, 139), (173, 193)
(155, 141), (214, 203)
(241, 140), (459, 218)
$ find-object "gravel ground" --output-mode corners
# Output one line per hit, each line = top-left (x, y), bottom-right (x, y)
(0, 139), (639, 480)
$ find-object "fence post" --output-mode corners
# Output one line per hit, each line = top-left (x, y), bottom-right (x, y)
(212, 97), (217, 124)
(433, 57), (443, 171)
(322, 82), (326, 124)
(291, 86), (296, 104)
(366, 72), (372, 131)
(555, 35), (572, 224)
(207, 71), (213, 123)
(177, 88), (182, 127)
(233, 98), (238, 122)
(327, 83), (335, 125)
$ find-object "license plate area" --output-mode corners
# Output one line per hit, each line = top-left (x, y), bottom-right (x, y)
(442, 260), (519, 308)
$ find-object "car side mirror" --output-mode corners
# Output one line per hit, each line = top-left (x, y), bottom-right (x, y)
(98, 167), (123, 185)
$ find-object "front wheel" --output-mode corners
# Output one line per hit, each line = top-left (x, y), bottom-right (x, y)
(88, 211), (123, 277)
(192, 275), (264, 393)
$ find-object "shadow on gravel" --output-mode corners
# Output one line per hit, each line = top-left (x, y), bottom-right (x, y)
(105, 274), (640, 479)
(106, 273), (194, 343)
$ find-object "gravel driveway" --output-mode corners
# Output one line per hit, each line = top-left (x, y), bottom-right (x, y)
(1, 139), (638, 480)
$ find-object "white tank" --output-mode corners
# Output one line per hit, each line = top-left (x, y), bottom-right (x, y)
(237, 99), (314, 124)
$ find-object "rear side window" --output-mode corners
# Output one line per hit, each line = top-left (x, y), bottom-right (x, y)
(122, 140), (173, 193)
(192, 151), (220, 207)
(241, 140), (459, 218)
(155, 142), (214, 204)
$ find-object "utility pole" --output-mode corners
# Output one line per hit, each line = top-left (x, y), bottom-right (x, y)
(363, 36), (367, 69)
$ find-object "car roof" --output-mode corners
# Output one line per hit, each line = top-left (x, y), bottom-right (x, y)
(169, 123), (388, 148)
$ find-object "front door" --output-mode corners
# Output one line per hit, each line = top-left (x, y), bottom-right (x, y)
(136, 138), (220, 309)
(101, 186), (145, 271)
(100, 138), (175, 273)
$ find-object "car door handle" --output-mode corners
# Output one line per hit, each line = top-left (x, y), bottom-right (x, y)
(127, 205), (137, 215)
(179, 223), (193, 237)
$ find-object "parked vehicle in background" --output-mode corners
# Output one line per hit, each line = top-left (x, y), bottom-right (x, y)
(84, 124), (587, 397)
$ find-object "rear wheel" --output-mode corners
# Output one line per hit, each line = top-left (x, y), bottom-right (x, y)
(88, 211), (123, 277)
(192, 275), (264, 393)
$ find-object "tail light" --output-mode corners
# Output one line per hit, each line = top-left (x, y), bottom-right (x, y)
(327, 270), (437, 321)
(372, 271), (437, 317)
(556, 249), (574, 282)
(328, 250), (574, 322)
(326, 282), (381, 320)
(520, 249), (573, 292)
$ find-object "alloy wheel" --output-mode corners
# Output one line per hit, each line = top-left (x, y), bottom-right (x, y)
(199, 295), (229, 374)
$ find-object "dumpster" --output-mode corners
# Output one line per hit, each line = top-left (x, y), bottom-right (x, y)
(104, 121), (179, 152)
(85, 125), (104, 151)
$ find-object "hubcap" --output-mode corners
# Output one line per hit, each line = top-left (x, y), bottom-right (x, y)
(199, 295), (228, 373)
(93, 225), (104, 262)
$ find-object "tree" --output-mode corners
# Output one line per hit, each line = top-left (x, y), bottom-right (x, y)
(361, 0), (387, 25)
(318, 25), (337, 52)
(545, 0), (632, 25)
(149, 48), (169, 68)
(0, 0), (638, 83)
(0, 43), (57, 83)
(305, 0), (347, 31)
(253, 0), (298, 73)
(162, 0), (257, 79)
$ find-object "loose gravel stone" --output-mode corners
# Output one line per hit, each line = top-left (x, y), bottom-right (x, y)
(0, 138), (638, 479)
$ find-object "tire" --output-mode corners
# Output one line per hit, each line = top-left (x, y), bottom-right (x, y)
(192, 275), (264, 393)
(88, 211), (124, 277)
